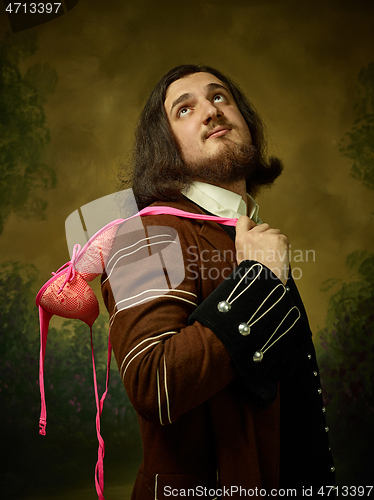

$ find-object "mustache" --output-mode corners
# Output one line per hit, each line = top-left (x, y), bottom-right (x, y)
(202, 119), (236, 141)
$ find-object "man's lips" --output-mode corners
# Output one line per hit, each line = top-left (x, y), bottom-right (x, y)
(206, 126), (231, 140)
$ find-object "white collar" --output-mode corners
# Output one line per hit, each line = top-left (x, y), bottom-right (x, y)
(183, 181), (262, 223)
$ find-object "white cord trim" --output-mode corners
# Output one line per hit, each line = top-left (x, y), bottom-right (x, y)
(156, 368), (164, 426)
(115, 288), (197, 308)
(164, 295), (198, 307)
(226, 263), (263, 304)
(120, 331), (177, 369)
(102, 239), (177, 284)
(115, 293), (197, 312)
(261, 306), (301, 353)
(109, 293), (197, 327)
(154, 473), (158, 500)
(246, 284), (286, 328)
(115, 289), (171, 307)
(120, 331), (177, 379)
(122, 340), (163, 380)
(163, 355), (172, 424)
(106, 233), (172, 270)
(108, 307), (118, 329)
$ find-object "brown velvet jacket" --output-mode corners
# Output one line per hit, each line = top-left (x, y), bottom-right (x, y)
(101, 199), (334, 499)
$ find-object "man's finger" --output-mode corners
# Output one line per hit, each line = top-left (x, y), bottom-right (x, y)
(236, 215), (257, 235)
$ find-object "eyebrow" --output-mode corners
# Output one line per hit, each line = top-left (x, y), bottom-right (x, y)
(169, 82), (231, 115)
(170, 92), (193, 115)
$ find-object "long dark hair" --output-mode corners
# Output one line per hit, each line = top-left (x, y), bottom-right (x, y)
(127, 64), (283, 209)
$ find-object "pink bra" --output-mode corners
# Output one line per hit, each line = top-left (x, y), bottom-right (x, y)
(36, 206), (237, 499)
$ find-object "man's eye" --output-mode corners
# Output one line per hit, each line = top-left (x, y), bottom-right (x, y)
(213, 94), (225, 103)
(178, 107), (190, 117)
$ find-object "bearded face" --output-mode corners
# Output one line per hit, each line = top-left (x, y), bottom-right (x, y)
(165, 73), (252, 167)
(181, 141), (257, 187)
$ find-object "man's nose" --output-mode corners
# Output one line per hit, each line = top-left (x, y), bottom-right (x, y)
(202, 100), (223, 125)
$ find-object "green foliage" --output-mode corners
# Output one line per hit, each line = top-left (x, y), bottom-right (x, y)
(319, 62), (374, 485)
(319, 277), (341, 294)
(0, 261), (40, 429)
(0, 31), (58, 235)
(0, 262), (140, 494)
(339, 62), (374, 190)
(318, 251), (374, 484)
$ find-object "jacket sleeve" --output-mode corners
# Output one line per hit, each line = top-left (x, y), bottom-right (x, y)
(189, 261), (312, 408)
(101, 214), (237, 425)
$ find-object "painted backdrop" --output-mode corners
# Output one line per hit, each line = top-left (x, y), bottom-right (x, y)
(0, 0), (373, 498)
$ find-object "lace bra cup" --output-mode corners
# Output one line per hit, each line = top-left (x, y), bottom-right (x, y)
(37, 270), (100, 325)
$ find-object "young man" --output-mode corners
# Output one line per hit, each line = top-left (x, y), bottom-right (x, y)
(102, 65), (335, 499)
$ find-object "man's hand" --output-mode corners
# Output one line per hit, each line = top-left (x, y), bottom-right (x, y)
(235, 215), (290, 285)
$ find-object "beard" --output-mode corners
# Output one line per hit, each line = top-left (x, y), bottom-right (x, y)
(181, 140), (257, 187)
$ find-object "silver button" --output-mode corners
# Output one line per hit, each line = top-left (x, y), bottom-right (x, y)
(318, 388), (322, 394)
(285, 286), (290, 291)
(238, 323), (250, 336)
(325, 426), (329, 432)
(322, 407), (326, 413)
(307, 354), (312, 360)
(253, 350), (263, 363)
(313, 371), (318, 376)
(331, 466), (335, 472)
(217, 301), (231, 313)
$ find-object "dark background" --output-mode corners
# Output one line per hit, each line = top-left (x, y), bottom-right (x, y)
(0, 0), (373, 498)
